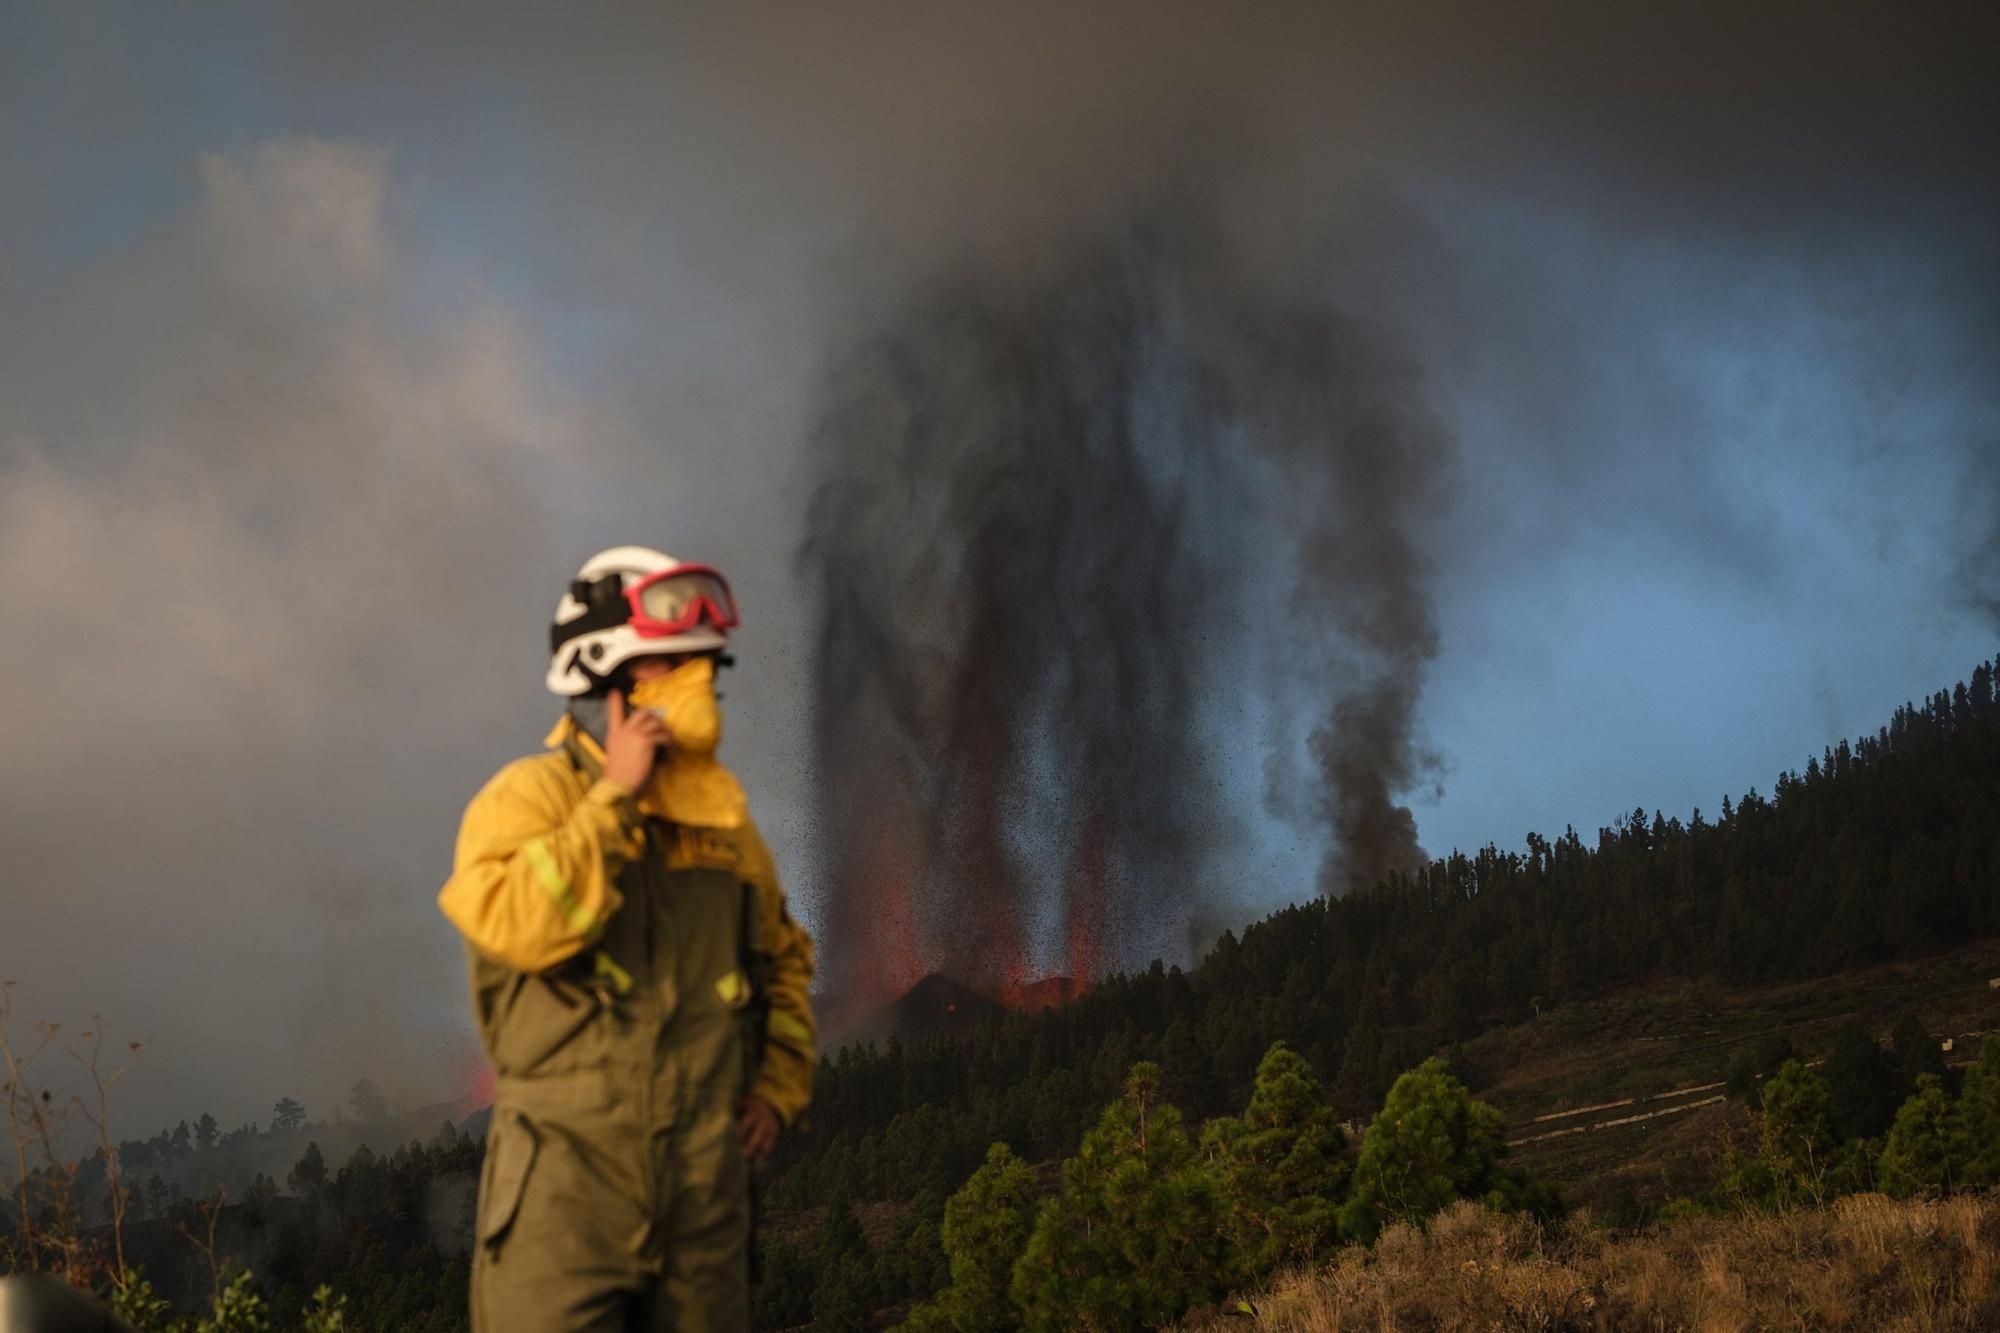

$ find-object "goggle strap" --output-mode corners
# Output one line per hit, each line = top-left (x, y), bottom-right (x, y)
(550, 570), (735, 654)
(550, 579), (633, 652)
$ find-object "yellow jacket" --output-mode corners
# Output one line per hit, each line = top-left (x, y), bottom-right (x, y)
(439, 718), (816, 1125)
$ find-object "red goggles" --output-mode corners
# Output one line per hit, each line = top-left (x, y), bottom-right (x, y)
(622, 564), (740, 638)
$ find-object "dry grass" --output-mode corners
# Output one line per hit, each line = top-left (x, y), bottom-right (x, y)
(1182, 1193), (2000, 1332)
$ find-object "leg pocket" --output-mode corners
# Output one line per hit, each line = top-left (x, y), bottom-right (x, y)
(478, 1109), (541, 1252)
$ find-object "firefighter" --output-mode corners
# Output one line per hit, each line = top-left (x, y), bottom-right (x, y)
(439, 546), (816, 1332)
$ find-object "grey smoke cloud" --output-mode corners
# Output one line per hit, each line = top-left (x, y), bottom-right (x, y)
(0, 140), (617, 1134)
(2, 0), (1995, 1134)
(800, 213), (1457, 1008)
(1960, 472), (2000, 633)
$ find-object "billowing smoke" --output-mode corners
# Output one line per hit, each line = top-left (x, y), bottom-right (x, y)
(1959, 467), (2000, 633)
(800, 210), (1452, 1008)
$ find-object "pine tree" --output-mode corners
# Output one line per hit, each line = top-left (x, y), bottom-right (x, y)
(298, 1286), (349, 1333)
(349, 1078), (388, 1123)
(1878, 1074), (1973, 1195)
(752, 1238), (816, 1331)
(1822, 1022), (1901, 1141)
(1756, 1060), (1839, 1207)
(1332, 1001), (1384, 1115)
(288, 1141), (328, 1196)
(1960, 1036), (2000, 1185)
(1726, 1035), (1796, 1103)
(1337, 1057), (1519, 1242)
(1010, 1063), (1229, 1333)
(811, 1196), (878, 1332)
(875, 1189), (949, 1311)
(1201, 1042), (1351, 1280)
(899, 1143), (1038, 1333)
(1158, 1018), (1218, 1116)
(1891, 1015), (1947, 1089)
(199, 1270), (272, 1333)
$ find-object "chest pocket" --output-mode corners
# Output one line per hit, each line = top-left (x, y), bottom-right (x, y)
(655, 827), (773, 1050)
(665, 825), (745, 875)
(649, 824), (763, 1015)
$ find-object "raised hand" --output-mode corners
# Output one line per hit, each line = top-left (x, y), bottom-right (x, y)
(603, 688), (670, 791)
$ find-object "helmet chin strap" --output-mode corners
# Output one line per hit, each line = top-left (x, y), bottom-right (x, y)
(568, 694), (611, 747)
(568, 656), (648, 746)
(558, 641), (621, 697)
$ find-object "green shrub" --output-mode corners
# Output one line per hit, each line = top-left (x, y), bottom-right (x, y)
(1337, 1057), (1525, 1242)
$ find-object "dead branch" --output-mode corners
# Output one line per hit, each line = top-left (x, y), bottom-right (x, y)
(174, 1186), (227, 1310)
(64, 1014), (143, 1288)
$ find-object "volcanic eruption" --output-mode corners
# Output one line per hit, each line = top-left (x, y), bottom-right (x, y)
(801, 210), (1453, 1017)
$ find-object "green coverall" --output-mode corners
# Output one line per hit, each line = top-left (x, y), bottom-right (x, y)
(441, 722), (817, 1332)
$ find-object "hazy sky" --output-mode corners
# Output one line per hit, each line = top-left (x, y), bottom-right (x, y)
(3, 1), (1995, 1135)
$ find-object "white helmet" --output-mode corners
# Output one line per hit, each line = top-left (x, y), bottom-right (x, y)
(545, 545), (739, 696)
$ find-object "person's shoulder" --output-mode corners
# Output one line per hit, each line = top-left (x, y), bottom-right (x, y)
(723, 806), (764, 848)
(733, 814), (781, 880)
(471, 750), (584, 809)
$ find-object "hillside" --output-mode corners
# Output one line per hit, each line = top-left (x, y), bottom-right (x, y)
(10, 655), (1999, 1331)
(1179, 1192), (2000, 1332)
(772, 656), (2000, 1216)
(1458, 936), (2000, 1215)
(824, 973), (1007, 1048)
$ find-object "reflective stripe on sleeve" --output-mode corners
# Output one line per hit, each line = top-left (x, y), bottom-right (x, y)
(523, 836), (603, 936)
(767, 1009), (813, 1052)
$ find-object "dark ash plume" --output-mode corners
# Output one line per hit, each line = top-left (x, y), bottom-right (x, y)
(1958, 465), (2000, 634)
(799, 211), (1453, 1007)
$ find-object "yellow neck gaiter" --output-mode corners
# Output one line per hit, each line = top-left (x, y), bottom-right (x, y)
(629, 655), (724, 755)
(624, 656), (748, 829)
(552, 657), (749, 829)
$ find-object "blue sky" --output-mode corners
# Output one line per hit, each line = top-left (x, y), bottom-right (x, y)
(2, 1), (1993, 1130)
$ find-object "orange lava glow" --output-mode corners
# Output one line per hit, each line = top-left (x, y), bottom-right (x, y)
(445, 1027), (496, 1115)
(826, 801), (930, 1023)
(993, 973), (1090, 1011)
(1064, 806), (1110, 989)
